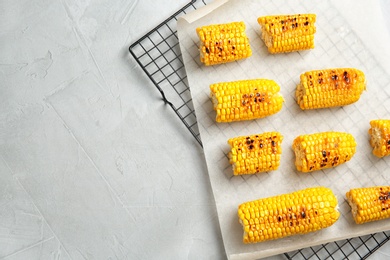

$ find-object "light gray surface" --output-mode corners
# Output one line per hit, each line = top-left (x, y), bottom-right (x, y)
(0, 0), (389, 259)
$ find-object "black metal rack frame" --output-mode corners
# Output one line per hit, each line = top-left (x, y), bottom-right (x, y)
(129, 0), (390, 258)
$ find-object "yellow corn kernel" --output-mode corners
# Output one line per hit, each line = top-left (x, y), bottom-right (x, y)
(257, 14), (316, 54)
(369, 119), (390, 158)
(210, 79), (283, 123)
(346, 186), (390, 224)
(292, 132), (356, 172)
(238, 187), (339, 243)
(228, 132), (283, 175)
(196, 21), (252, 66)
(296, 68), (366, 110)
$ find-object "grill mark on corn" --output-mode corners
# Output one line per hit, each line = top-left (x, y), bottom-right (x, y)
(296, 68), (366, 110)
(292, 132), (356, 172)
(380, 191), (390, 211)
(242, 92), (271, 111)
(196, 22), (252, 66)
(347, 186), (390, 224)
(210, 79), (283, 123)
(257, 13), (316, 53)
(228, 132), (283, 175)
(238, 187), (340, 243)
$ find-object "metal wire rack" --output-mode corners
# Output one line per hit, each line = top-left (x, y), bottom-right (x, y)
(129, 0), (204, 146)
(129, 0), (390, 258)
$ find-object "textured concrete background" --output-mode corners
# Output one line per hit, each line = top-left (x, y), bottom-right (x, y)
(0, 0), (389, 259)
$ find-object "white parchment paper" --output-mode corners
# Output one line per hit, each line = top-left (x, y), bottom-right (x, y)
(177, 0), (390, 259)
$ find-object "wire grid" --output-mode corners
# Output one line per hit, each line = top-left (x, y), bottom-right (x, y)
(129, 0), (390, 259)
(129, 0), (211, 146)
(286, 231), (390, 260)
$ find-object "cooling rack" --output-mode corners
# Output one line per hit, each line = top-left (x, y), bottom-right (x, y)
(128, 0), (390, 258)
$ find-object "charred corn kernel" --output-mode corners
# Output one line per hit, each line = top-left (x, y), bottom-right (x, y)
(346, 186), (390, 224)
(369, 120), (390, 158)
(257, 14), (316, 53)
(228, 132), (283, 175)
(196, 21), (252, 66)
(210, 79), (283, 122)
(292, 132), (356, 172)
(296, 68), (366, 110)
(238, 187), (339, 243)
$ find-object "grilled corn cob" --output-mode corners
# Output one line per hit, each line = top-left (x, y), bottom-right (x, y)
(257, 14), (316, 54)
(296, 68), (366, 110)
(346, 186), (390, 224)
(228, 132), (283, 175)
(238, 187), (340, 243)
(292, 132), (356, 172)
(210, 79), (283, 123)
(196, 21), (252, 66)
(369, 119), (390, 158)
